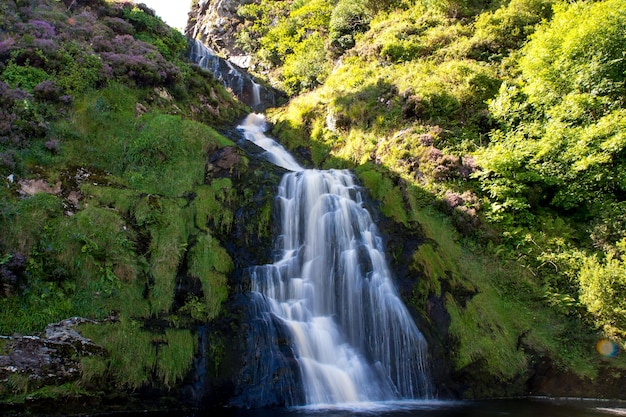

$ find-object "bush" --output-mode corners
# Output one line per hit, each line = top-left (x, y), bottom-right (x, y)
(281, 33), (331, 95)
(477, 0), (626, 222)
(579, 250), (626, 340)
(1, 60), (50, 92)
(470, 0), (554, 59)
(329, 0), (372, 56)
(520, 0), (626, 107)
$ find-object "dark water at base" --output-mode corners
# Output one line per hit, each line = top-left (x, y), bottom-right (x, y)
(97, 399), (626, 417)
(226, 400), (623, 417)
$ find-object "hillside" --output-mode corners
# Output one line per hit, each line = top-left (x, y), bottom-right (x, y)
(189, 0), (626, 398)
(0, 0), (276, 411)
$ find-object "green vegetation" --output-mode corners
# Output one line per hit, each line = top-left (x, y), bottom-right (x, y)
(80, 319), (195, 390)
(0, 0), (251, 404)
(233, 0), (626, 394)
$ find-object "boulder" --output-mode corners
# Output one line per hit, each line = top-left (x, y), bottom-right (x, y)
(0, 317), (108, 390)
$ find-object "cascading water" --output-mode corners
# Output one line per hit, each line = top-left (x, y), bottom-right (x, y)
(237, 113), (303, 172)
(189, 39), (273, 110)
(236, 114), (432, 406)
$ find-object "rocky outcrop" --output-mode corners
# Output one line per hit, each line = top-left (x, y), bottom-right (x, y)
(186, 0), (252, 67)
(0, 317), (108, 390)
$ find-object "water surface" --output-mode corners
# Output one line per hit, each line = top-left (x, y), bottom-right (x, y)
(226, 399), (625, 417)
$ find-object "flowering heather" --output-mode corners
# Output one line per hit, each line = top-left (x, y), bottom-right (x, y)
(62, 10), (99, 41)
(102, 17), (134, 35)
(0, 38), (16, 56)
(0, 81), (30, 105)
(32, 38), (59, 53)
(0, 150), (17, 171)
(28, 20), (56, 38)
(93, 35), (181, 85)
(33, 79), (61, 100)
(45, 139), (61, 153)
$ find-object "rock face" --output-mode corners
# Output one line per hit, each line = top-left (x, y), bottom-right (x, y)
(186, 0), (252, 67)
(0, 317), (107, 390)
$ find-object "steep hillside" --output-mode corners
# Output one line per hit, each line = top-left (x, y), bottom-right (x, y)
(0, 0), (279, 411)
(189, 0), (626, 398)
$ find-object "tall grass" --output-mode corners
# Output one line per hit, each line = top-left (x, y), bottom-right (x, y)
(80, 320), (196, 390)
(187, 232), (232, 320)
(80, 318), (156, 390)
(156, 329), (196, 388)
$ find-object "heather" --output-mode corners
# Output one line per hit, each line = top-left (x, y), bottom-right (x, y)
(0, 0), (249, 403)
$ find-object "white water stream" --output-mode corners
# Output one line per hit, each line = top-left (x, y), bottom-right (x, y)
(238, 115), (432, 405)
(190, 40), (266, 109)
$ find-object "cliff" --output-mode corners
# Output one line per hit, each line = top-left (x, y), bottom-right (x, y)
(186, 0), (253, 68)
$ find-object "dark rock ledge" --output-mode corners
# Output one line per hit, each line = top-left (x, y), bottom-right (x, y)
(0, 317), (109, 389)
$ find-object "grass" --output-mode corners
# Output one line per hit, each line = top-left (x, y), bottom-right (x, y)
(194, 178), (236, 233)
(156, 329), (196, 388)
(356, 165), (409, 225)
(0, 79), (245, 341)
(146, 199), (190, 316)
(80, 318), (156, 391)
(79, 320), (196, 391)
(187, 232), (232, 320)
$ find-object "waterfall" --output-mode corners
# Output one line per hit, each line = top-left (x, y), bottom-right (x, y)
(236, 115), (432, 406)
(237, 113), (303, 172)
(189, 39), (273, 110)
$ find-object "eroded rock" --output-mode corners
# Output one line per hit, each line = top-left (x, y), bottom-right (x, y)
(0, 317), (108, 389)
(206, 146), (242, 178)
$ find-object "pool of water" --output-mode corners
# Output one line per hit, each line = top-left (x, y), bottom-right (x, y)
(14, 398), (626, 417)
(223, 399), (625, 417)
(103, 398), (626, 417)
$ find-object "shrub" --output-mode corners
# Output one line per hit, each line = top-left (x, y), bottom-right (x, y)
(329, 0), (372, 56)
(470, 0), (554, 59)
(476, 0), (626, 224)
(1, 60), (50, 92)
(520, 0), (626, 107)
(579, 251), (626, 340)
(281, 33), (330, 95)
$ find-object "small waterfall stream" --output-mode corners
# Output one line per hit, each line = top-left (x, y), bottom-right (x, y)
(189, 39), (274, 110)
(237, 115), (432, 406)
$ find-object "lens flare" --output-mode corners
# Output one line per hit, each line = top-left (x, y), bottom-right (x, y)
(596, 339), (619, 357)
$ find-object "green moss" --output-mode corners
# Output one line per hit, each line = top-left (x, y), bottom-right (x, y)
(446, 291), (528, 380)
(356, 165), (409, 225)
(412, 243), (448, 293)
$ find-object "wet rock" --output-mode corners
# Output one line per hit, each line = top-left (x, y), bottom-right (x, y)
(0, 317), (108, 389)
(186, 0), (250, 62)
(206, 146), (242, 179)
